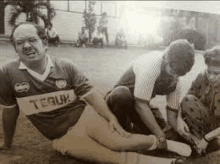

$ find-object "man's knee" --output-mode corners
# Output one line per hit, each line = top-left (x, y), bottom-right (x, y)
(108, 86), (133, 105)
(181, 95), (199, 113)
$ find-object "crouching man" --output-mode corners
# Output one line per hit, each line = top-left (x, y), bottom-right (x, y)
(181, 46), (220, 155)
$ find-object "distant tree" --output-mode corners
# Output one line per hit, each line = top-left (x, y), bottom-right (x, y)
(6, 0), (56, 27)
(83, 1), (96, 42)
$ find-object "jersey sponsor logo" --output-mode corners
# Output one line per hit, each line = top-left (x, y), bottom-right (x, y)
(15, 82), (30, 92)
(16, 90), (77, 115)
(55, 79), (67, 89)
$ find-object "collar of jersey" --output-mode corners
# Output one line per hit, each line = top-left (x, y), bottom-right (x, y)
(19, 54), (54, 81)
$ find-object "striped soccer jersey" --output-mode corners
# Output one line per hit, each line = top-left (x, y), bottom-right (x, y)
(115, 53), (181, 110)
(0, 56), (93, 140)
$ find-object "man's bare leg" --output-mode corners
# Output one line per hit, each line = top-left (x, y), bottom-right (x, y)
(63, 135), (177, 164)
(86, 114), (191, 157)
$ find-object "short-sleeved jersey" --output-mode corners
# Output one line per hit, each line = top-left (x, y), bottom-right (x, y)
(0, 56), (93, 140)
(115, 53), (181, 110)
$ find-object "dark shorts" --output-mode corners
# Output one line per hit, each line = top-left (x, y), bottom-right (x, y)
(48, 36), (60, 44)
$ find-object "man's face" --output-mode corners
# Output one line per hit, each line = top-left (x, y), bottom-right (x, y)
(165, 63), (179, 79)
(13, 24), (47, 65)
(207, 65), (220, 85)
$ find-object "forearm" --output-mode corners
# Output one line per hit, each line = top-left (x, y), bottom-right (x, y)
(204, 127), (220, 141)
(167, 107), (178, 131)
(135, 99), (165, 138)
(2, 106), (19, 146)
(84, 91), (115, 121)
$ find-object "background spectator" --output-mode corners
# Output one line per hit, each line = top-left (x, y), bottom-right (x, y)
(115, 29), (127, 49)
(99, 12), (109, 46)
(77, 27), (89, 47)
(92, 26), (104, 48)
(45, 22), (60, 47)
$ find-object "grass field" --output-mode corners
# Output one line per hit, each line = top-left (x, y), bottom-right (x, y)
(0, 43), (219, 164)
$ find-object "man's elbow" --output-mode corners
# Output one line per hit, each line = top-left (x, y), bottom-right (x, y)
(2, 106), (19, 120)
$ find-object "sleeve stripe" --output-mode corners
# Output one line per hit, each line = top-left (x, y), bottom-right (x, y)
(0, 104), (17, 109)
(81, 88), (94, 99)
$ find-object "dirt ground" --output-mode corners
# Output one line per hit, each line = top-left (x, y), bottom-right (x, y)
(0, 43), (220, 163)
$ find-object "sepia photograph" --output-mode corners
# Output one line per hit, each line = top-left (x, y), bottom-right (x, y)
(1, 1), (220, 164)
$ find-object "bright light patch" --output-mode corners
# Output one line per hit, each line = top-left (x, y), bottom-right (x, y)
(120, 9), (160, 37)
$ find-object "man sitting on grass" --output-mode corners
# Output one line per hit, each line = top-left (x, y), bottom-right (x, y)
(92, 26), (104, 48)
(0, 22), (189, 164)
(115, 29), (127, 49)
(45, 22), (60, 47)
(76, 27), (88, 48)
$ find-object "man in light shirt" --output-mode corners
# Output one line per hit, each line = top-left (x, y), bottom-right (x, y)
(77, 27), (89, 47)
(115, 29), (127, 49)
(105, 39), (196, 151)
(45, 22), (60, 47)
(92, 26), (104, 48)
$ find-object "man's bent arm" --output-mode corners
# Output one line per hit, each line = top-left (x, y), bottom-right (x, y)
(2, 105), (19, 147)
(205, 127), (220, 142)
(167, 108), (178, 132)
(135, 98), (165, 138)
(84, 91), (131, 137)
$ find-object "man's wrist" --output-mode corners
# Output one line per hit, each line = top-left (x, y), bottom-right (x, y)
(158, 136), (166, 143)
(156, 131), (166, 139)
(156, 136), (167, 149)
(204, 135), (209, 142)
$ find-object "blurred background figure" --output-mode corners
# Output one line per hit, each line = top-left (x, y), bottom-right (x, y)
(99, 12), (109, 46)
(77, 27), (89, 47)
(92, 26), (104, 48)
(45, 22), (60, 47)
(115, 29), (127, 49)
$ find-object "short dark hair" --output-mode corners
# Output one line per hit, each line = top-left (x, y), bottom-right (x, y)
(165, 39), (195, 76)
(204, 46), (220, 66)
(10, 22), (48, 46)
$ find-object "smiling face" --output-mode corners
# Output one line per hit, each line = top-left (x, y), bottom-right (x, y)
(13, 24), (48, 66)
